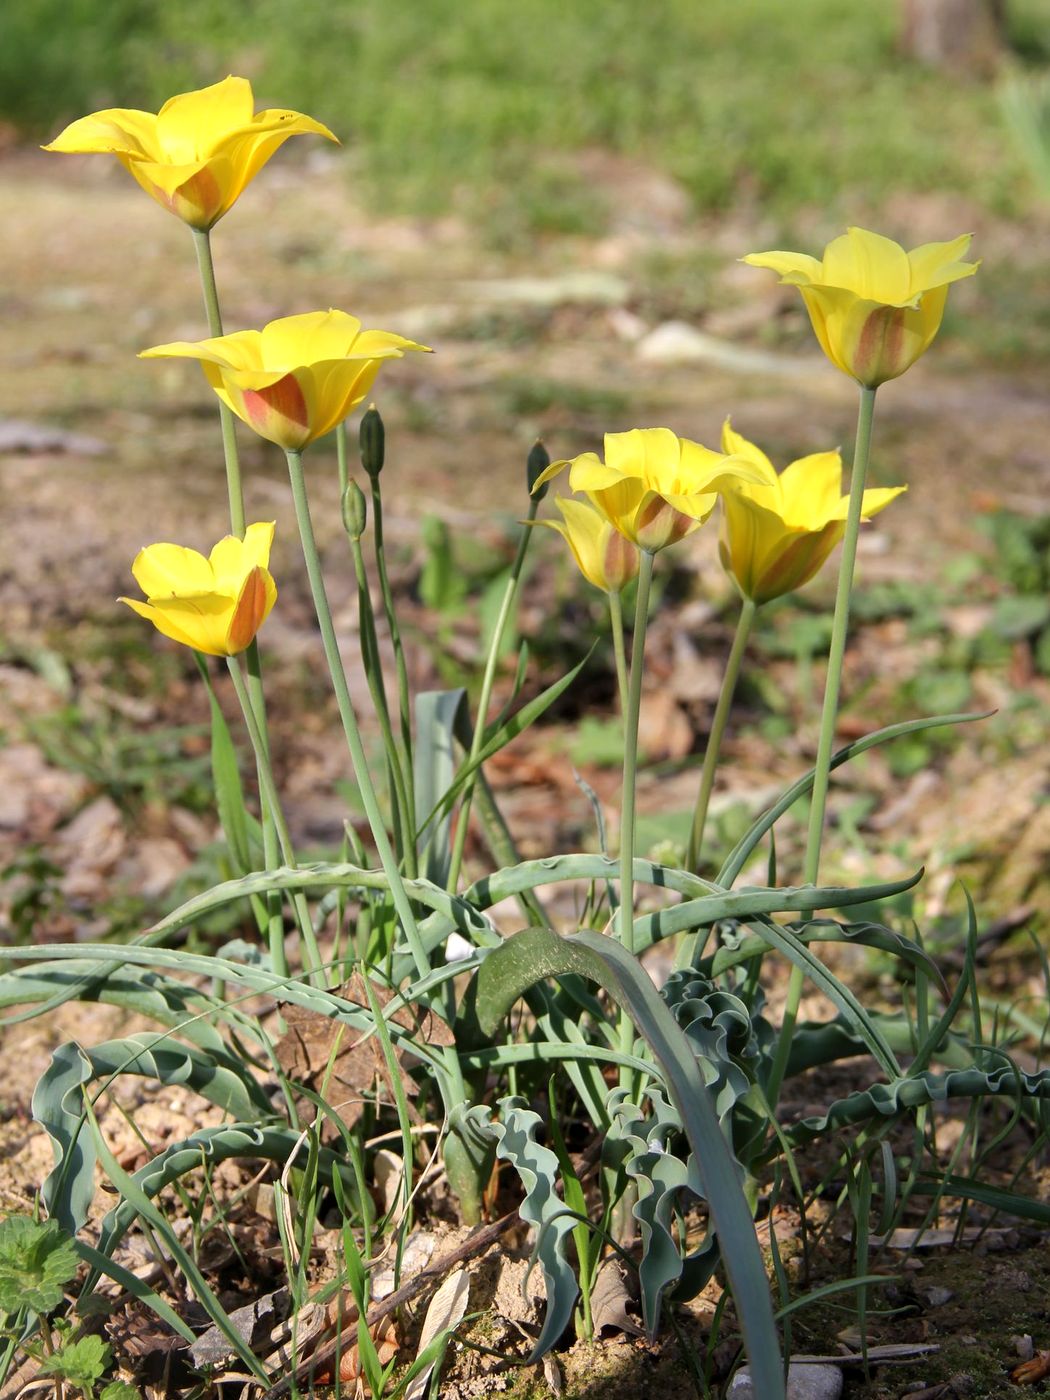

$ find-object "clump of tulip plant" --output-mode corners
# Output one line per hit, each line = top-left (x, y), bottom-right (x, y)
(3, 72), (1047, 1400)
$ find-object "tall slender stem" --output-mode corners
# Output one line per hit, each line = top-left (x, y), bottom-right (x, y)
(446, 498), (539, 893)
(191, 226), (285, 966)
(804, 385), (878, 882)
(617, 550), (654, 1064)
(370, 472), (416, 854)
(191, 227), (244, 537)
(336, 420), (350, 498)
(608, 588), (629, 718)
(347, 528), (415, 873)
(283, 450), (432, 983)
(285, 448), (469, 1124)
(618, 552), (654, 955)
(686, 597), (757, 874)
(767, 384), (878, 1107)
(226, 658), (324, 979)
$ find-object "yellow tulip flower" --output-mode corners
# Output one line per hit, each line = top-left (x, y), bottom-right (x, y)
(141, 310), (430, 451)
(43, 76), (337, 231)
(742, 227), (978, 388)
(717, 420), (905, 605)
(536, 496), (640, 593)
(531, 427), (764, 553)
(120, 520), (277, 656)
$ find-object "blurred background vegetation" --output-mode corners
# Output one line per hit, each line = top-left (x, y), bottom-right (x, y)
(5, 0), (1050, 236)
(5, 0), (1050, 939)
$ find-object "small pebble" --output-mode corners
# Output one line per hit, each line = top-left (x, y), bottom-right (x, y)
(727, 1362), (842, 1400)
(921, 1285), (955, 1307)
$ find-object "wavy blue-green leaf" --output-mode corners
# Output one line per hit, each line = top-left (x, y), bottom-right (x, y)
(491, 1097), (579, 1359)
(81, 1123), (359, 1294)
(605, 1088), (703, 1336)
(34, 1036), (272, 1235)
(0, 945), (439, 1068)
(779, 1064), (1050, 1155)
(717, 712), (989, 887)
(476, 925), (783, 1398)
(697, 916), (945, 994)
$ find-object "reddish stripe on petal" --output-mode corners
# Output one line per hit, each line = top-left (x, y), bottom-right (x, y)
(242, 373), (309, 444)
(227, 567), (267, 653)
(172, 167), (224, 228)
(855, 306), (905, 386)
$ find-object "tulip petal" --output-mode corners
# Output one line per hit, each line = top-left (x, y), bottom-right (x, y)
(740, 249), (822, 284)
(260, 310), (363, 366)
(250, 108), (339, 142)
(139, 330), (264, 372)
(226, 566), (276, 653)
(155, 76), (255, 162)
(566, 454), (627, 492)
(131, 543), (214, 597)
(604, 427), (681, 489)
(122, 594), (233, 656)
(122, 153), (233, 227)
(719, 420), (780, 501)
(777, 451), (845, 527)
(349, 328), (433, 358)
(43, 108), (161, 160)
(209, 522), (275, 591)
(530, 458), (571, 491)
(242, 519), (277, 569)
(907, 235), (978, 296)
(820, 228), (913, 305)
(305, 361), (388, 441)
(662, 490), (717, 524)
(859, 485), (907, 518)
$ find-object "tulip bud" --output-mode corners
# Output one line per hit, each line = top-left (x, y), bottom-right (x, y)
(359, 404), (385, 479)
(527, 439), (550, 502)
(342, 480), (367, 541)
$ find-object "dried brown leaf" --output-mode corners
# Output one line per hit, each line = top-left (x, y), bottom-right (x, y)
(1012, 1350), (1050, 1385)
(403, 1268), (470, 1400)
(274, 973), (451, 1130)
(590, 1260), (644, 1338)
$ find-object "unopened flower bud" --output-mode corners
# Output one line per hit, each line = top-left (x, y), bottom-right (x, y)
(527, 439), (550, 501)
(359, 404), (385, 479)
(342, 480), (367, 541)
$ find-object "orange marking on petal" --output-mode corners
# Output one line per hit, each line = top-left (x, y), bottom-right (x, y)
(171, 166), (224, 226)
(242, 373), (309, 436)
(227, 566), (268, 653)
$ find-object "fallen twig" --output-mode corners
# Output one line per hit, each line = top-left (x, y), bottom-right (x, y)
(261, 1209), (520, 1400)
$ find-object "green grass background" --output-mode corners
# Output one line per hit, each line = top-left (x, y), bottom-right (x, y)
(6, 0), (1050, 233)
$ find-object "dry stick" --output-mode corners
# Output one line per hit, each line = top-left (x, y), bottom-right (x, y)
(262, 1210), (521, 1400)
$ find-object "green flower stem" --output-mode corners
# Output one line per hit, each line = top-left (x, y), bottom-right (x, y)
(767, 384), (878, 1108)
(191, 227), (244, 537)
(244, 642), (286, 965)
(618, 551), (654, 955)
(347, 527), (416, 875)
(608, 588), (629, 717)
(285, 447), (469, 1124)
(446, 497), (540, 893)
(617, 550), (655, 1068)
(336, 419), (350, 498)
(369, 471), (416, 853)
(226, 659), (324, 980)
(191, 225), (283, 966)
(685, 597), (757, 876)
(284, 451), (432, 982)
